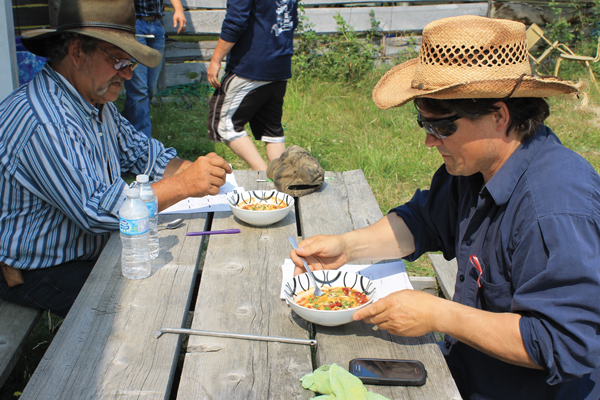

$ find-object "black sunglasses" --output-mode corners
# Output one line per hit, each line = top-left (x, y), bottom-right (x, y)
(94, 44), (138, 71)
(417, 113), (463, 139)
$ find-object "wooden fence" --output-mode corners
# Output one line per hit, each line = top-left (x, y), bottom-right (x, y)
(159, 0), (491, 89)
(10, 0), (597, 90)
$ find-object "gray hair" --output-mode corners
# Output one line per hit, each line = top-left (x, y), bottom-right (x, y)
(44, 33), (98, 63)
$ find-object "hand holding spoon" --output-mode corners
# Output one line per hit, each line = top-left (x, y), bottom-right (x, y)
(288, 236), (324, 297)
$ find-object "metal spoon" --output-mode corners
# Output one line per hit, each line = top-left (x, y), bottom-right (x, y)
(288, 236), (324, 297)
(165, 218), (184, 229)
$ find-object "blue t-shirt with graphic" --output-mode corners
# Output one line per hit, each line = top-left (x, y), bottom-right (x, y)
(220, 0), (298, 81)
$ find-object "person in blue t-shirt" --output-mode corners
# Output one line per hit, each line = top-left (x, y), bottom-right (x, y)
(206, 0), (298, 170)
(290, 16), (600, 400)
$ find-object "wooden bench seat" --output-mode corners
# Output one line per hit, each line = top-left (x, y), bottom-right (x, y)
(0, 299), (42, 388)
(408, 276), (438, 296)
(428, 254), (458, 300)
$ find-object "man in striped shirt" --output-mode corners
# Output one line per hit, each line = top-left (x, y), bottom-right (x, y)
(0, 0), (232, 318)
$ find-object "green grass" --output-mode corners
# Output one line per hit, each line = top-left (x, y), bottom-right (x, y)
(281, 76), (440, 214)
(167, 35), (220, 42)
(150, 86), (218, 160)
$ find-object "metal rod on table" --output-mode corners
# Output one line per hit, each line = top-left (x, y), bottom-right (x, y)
(155, 327), (317, 347)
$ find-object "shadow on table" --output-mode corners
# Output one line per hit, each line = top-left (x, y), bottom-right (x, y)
(149, 233), (181, 275)
(314, 321), (434, 348)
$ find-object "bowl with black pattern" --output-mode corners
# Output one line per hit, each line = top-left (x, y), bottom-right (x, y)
(284, 270), (376, 326)
(227, 190), (294, 226)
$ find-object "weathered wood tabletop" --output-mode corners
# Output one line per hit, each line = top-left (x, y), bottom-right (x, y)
(19, 170), (461, 400)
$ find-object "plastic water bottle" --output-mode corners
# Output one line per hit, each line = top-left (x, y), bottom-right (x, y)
(136, 174), (159, 259)
(119, 188), (151, 279)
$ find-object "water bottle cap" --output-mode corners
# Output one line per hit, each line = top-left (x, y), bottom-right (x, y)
(126, 188), (140, 197)
(136, 174), (149, 183)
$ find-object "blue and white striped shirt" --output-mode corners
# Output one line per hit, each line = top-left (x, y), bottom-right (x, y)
(0, 64), (177, 270)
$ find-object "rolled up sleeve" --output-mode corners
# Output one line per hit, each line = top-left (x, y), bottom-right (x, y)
(513, 215), (600, 384)
(390, 165), (460, 262)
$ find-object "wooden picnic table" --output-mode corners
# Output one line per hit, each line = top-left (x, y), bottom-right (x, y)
(19, 170), (461, 400)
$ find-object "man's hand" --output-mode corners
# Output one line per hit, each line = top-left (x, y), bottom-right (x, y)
(353, 290), (441, 337)
(207, 39), (236, 89)
(290, 214), (417, 276)
(154, 153), (232, 212)
(178, 153), (232, 198)
(290, 235), (349, 275)
(207, 60), (222, 88)
(354, 289), (541, 369)
(171, 0), (187, 34)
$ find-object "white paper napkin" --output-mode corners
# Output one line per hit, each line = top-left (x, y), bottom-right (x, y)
(160, 172), (242, 214)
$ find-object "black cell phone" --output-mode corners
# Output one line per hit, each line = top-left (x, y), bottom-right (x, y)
(349, 358), (427, 386)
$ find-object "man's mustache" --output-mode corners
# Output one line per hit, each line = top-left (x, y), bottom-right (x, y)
(97, 78), (125, 96)
(108, 77), (125, 85)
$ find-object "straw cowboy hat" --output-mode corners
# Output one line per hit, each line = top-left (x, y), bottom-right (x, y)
(20, 0), (162, 68)
(372, 15), (580, 110)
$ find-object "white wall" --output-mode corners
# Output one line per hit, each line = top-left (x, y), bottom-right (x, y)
(0, 1), (18, 102)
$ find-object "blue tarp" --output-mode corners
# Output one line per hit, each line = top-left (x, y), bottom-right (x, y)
(15, 37), (46, 86)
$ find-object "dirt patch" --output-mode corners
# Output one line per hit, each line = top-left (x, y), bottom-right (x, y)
(588, 105), (600, 128)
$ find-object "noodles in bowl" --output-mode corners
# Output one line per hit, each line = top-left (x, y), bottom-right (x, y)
(295, 286), (370, 310)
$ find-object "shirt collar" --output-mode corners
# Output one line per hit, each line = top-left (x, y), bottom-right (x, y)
(42, 64), (101, 120)
(485, 125), (552, 205)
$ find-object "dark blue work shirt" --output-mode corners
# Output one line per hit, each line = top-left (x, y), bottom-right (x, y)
(392, 126), (600, 400)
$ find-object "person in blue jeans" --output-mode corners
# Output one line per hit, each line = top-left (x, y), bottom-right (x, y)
(122, 0), (186, 138)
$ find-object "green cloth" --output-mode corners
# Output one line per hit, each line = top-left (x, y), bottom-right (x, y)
(301, 363), (390, 400)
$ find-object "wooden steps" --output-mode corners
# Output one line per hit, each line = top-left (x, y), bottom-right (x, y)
(0, 299), (42, 388)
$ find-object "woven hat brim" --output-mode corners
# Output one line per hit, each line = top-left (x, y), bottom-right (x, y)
(21, 28), (162, 68)
(372, 57), (580, 110)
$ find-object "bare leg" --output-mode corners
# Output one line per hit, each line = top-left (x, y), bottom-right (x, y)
(266, 142), (286, 162)
(227, 136), (268, 171)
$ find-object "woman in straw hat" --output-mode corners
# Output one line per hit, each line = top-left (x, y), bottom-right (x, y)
(0, 0), (231, 318)
(291, 15), (600, 399)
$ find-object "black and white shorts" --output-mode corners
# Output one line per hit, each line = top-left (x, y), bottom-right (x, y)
(207, 74), (287, 144)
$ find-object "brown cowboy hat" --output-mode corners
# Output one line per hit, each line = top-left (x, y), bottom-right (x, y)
(372, 15), (580, 110)
(20, 0), (161, 68)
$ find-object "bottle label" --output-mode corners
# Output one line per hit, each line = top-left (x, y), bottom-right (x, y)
(119, 217), (149, 235)
(145, 199), (158, 217)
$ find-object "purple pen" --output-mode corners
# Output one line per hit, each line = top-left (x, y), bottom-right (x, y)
(186, 229), (241, 236)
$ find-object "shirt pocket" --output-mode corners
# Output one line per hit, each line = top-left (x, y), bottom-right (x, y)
(479, 278), (513, 312)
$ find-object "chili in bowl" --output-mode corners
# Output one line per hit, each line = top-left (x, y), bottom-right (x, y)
(227, 190), (294, 226)
(284, 270), (376, 326)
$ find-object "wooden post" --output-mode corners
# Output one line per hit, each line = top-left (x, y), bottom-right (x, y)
(49, 0), (60, 27)
(0, 0), (18, 101)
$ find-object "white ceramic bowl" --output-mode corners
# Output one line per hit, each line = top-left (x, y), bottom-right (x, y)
(284, 270), (376, 327)
(227, 190), (294, 226)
